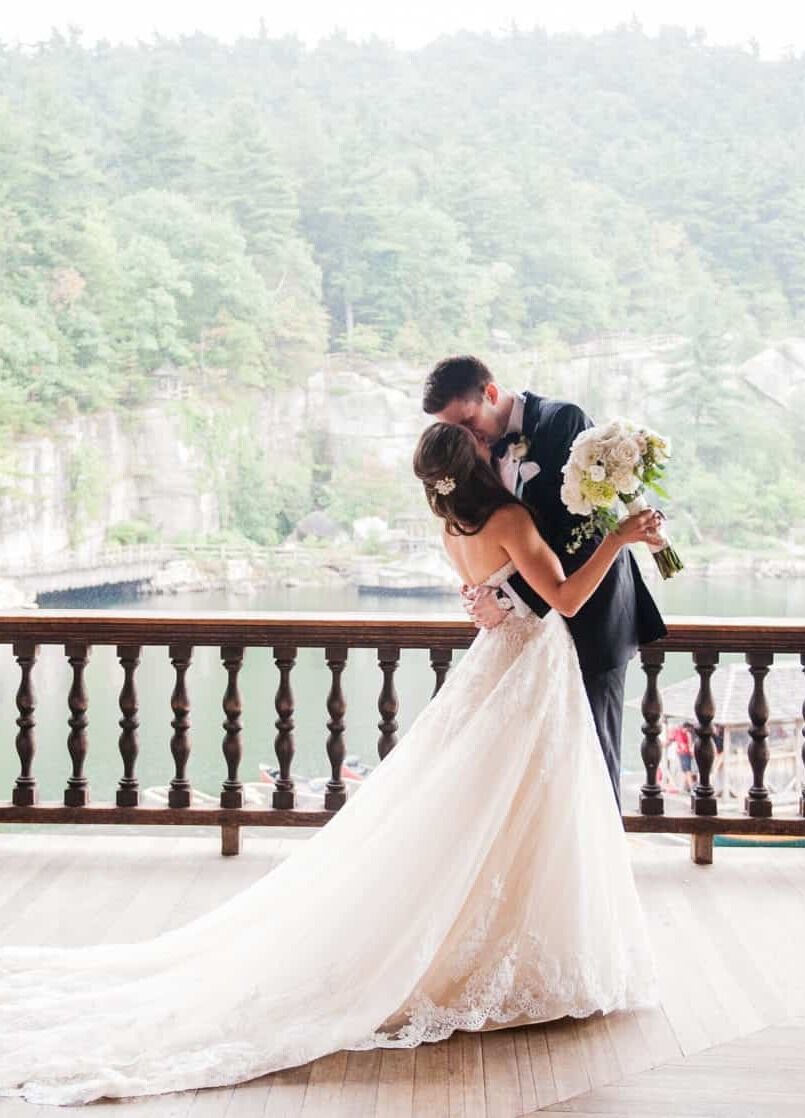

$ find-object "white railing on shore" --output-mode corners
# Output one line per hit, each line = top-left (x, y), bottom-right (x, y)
(0, 542), (279, 579)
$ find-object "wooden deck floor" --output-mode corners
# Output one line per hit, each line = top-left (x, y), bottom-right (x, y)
(1, 829), (804, 1117)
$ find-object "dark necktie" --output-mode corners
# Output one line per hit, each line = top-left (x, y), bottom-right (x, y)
(491, 431), (520, 459)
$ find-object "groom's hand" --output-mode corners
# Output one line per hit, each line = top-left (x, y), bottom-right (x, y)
(460, 585), (508, 629)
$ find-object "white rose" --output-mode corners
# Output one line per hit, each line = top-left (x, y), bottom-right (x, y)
(571, 439), (603, 470)
(612, 469), (640, 495)
(571, 427), (596, 445)
(588, 464), (606, 482)
(560, 480), (593, 517)
(599, 419), (626, 441)
(562, 461), (584, 485)
(606, 437), (642, 472)
(560, 472), (582, 499)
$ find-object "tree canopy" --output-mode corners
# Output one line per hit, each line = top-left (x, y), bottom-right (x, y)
(1, 24), (804, 547)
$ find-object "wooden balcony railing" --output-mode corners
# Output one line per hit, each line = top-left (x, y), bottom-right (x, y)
(1, 611), (803, 862)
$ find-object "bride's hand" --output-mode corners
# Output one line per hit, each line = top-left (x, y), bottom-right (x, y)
(461, 584), (508, 629)
(614, 510), (665, 549)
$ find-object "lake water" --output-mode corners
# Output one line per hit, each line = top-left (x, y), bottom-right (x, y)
(1, 572), (803, 809)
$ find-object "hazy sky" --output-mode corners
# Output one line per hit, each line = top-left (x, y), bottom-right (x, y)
(2, 1), (804, 58)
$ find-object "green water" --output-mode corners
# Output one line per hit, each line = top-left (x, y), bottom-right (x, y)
(1, 574), (803, 806)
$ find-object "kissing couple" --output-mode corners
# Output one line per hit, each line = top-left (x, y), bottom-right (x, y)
(0, 356), (667, 1105)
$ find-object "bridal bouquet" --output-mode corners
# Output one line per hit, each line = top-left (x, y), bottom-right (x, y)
(560, 418), (684, 579)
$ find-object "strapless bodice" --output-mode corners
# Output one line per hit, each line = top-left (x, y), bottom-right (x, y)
(476, 559), (517, 590)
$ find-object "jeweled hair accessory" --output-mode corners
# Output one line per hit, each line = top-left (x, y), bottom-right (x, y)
(433, 475), (457, 495)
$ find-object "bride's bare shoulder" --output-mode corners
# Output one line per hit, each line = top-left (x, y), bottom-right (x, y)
(487, 504), (531, 535)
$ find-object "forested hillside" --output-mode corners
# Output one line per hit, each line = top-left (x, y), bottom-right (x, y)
(1, 24), (804, 548)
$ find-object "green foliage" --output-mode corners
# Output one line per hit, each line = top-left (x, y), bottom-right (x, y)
(180, 397), (314, 545)
(105, 519), (159, 546)
(2, 27), (805, 392)
(66, 445), (109, 545)
(0, 28), (804, 549)
(661, 333), (805, 548)
(324, 458), (421, 528)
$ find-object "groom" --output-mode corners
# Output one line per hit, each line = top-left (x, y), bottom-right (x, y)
(422, 355), (667, 808)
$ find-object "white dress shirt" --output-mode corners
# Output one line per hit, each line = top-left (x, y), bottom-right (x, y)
(497, 393), (540, 618)
(497, 393), (526, 493)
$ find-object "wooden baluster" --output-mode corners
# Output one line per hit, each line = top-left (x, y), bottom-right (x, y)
(430, 648), (453, 697)
(116, 645), (141, 808)
(377, 645), (400, 759)
(220, 646), (245, 808)
(64, 642), (91, 807)
(272, 645), (296, 810)
(691, 650), (719, 817)
(801, 653), (805, 819)
(745, 651), (773, 818)
(638, 648), (664, 816)
(12, 641), (39, 807)
(220, 645), (245, 855)
(324, 644), (348, 812)
(168, 644), (193, 809)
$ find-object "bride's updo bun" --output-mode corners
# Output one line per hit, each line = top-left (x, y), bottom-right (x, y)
(413, 422), (525, 536)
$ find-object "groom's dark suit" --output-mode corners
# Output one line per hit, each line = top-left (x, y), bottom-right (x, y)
(504, 392), (667, 808)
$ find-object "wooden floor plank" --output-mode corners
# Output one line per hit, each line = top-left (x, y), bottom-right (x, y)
(574, 1013), (621, 1090)
(0, 834), (66, 928)
(539, 1021), (805, 1117)
(261, 1065), (310, 1118)
(374, 1049), (416, 1118)
(224, 1074), (275, 1118)
(525, 1026), (558, 1109)
(98, 1087), (198, 1118)
(631, 1006), (683, 1068)
(188, 1085), (236, 1118)
(298, 1050), (348, 1117)
(412, 1042), (450, 1117)
(460, 1032), (487, 1118)
(670, 866), (765, 1041)
(632, 857), (713, 1056)
(698, 853), (792, 1023)
(444, 1032), (466, 1118)
(0, 836), (98, 940)
(480, 1030), (520, 1118)
(654, 868), (739, 1050)
(603, 1011), (652, 1079)
(513, 1028), (538, 1113)
(338, 1050), (381, 1117)
(546, 1019), (590, 1102)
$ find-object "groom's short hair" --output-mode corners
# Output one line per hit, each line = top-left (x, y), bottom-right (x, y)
(422, 355), (494, 414)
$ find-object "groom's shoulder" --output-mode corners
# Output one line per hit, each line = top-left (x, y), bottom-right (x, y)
(524, 392), (592, 433)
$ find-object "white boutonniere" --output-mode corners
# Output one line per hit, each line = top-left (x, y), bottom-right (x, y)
(510, 435), (530, 461)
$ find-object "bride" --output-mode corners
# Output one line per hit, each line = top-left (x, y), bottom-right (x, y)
(0, 422), (663, 1106)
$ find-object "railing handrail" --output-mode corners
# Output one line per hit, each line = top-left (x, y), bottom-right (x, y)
(0, 612), (802, 651)
(0, 610), (802, 860)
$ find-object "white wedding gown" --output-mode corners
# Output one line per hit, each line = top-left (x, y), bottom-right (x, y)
(0, 561), (657, 1106)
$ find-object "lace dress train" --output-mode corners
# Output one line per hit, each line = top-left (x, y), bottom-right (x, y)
(0, 562), (656, 1105)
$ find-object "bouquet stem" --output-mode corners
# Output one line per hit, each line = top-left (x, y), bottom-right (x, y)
(625, 495), (684, 580)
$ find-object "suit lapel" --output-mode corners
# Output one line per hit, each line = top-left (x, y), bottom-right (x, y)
(521, 391), (542, 443)
(516, 392), (551, 503)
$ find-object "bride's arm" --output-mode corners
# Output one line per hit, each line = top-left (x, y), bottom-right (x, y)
(497, 506), (661, 618)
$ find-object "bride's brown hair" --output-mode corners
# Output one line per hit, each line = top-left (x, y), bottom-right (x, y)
(413, 422), (530, 536)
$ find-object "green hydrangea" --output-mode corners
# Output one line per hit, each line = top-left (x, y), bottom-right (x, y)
(580, 476), (618, 508)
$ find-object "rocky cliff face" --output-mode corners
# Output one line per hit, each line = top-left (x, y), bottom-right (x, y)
(0, 362), (427, 568)
(1, 339), (800, 570)
(0, 403), (224, 569)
